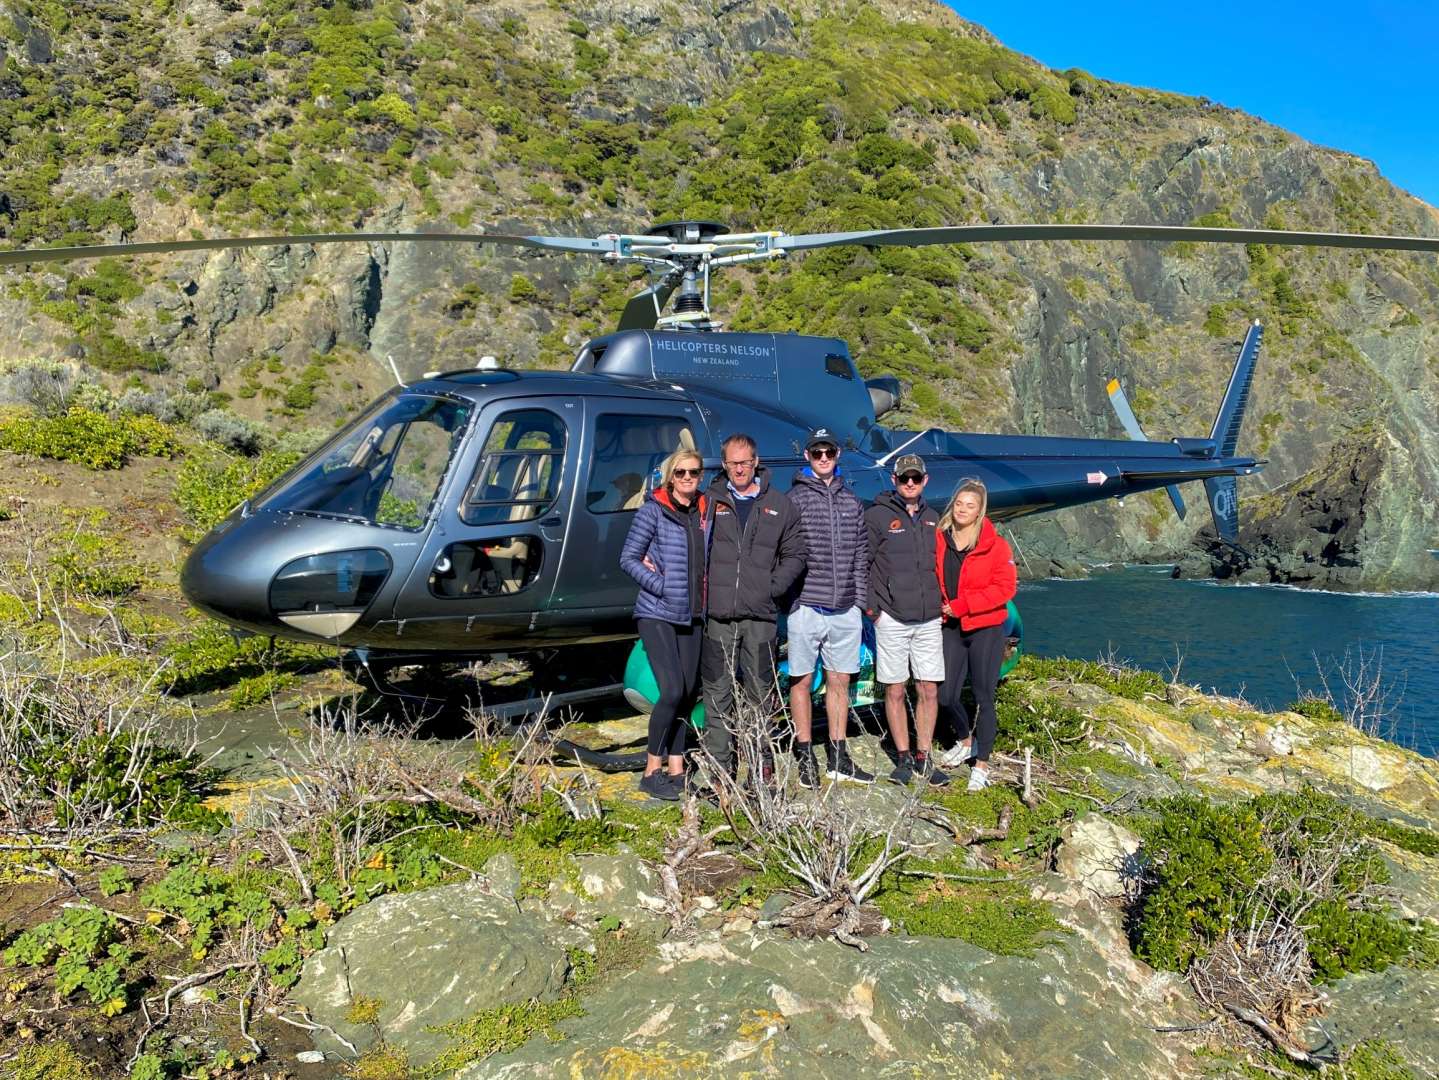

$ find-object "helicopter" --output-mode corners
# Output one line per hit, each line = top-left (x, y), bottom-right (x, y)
(4, 219), (1438, 699)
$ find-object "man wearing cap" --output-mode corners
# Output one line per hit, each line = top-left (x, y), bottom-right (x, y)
(864, 455), (948, 785)
(785, 428), (873, 787)
(699, 433), (806, 782)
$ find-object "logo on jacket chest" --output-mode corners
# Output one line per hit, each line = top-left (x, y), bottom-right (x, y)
(762, 507), (779, 516)
(887, 518), (905, 533)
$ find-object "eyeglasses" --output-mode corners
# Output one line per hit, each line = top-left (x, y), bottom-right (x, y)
(724, 458), (756, 468)
(897, 473), (924, 485)
(808, 447), (838, 460)
(672, 467), (703, 479)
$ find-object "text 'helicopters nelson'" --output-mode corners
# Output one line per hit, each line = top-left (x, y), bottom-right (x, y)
(5, 220), (1438, 684)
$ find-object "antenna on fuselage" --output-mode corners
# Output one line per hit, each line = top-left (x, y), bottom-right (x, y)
(386, 354), (406, 387)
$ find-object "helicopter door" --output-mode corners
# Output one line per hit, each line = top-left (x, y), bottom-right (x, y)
(548, 402), (707, 618)
(390, 400), (577, 639)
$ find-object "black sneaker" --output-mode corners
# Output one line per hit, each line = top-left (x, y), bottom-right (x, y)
(795, 743), (820, 790)
(889, 751), (916, 785)
(914, 751), (951, 788)
(639, 772), (681, 801)
(828, 742), (875, 785)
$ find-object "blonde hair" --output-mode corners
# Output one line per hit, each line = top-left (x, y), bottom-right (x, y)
(939, 478), (988, 551)
(659, 448), (703, 490)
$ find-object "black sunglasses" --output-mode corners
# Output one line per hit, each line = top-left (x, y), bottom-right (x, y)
(897, 473), (924, 484)
(672, 467), (703, 479)
(808, 446), (838, 460)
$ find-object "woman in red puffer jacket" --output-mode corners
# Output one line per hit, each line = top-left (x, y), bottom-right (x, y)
(932, 478), (1017, 791)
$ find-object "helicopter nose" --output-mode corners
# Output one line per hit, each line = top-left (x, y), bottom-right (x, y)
(180, 513), (397, 639)
(180, 515), (282, 633)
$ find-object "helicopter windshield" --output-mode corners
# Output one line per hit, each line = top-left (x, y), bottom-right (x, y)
(257, 395), (469, 529)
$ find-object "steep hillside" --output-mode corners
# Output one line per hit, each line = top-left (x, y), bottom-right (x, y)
(1, 0), (1437, 587)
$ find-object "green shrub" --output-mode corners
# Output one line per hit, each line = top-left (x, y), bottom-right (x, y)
(1287, 694), (1345, 723)
(20, 730), (221, 828)
(1133, 790), (1433, 979)
(173, 446), (304, 539)
(1132, 795), (1271, 971)
(0, 408), (182, 469)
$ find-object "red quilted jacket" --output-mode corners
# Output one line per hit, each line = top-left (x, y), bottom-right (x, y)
(933, 517), (1017, 631)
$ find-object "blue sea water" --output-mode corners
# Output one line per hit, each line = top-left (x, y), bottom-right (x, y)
(1017, 566), (1439, 758)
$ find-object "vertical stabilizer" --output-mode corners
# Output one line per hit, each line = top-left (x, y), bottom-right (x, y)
(1209, 320), (1263, 457)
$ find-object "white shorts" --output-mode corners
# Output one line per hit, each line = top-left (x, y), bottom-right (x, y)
(874, 613), (944, 685)
(786, 605), (862, 677)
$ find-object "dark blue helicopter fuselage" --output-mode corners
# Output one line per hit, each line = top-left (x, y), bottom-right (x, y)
(180, 329), (1260, 655)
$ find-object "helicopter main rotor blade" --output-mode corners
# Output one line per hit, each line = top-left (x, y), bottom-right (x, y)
(0, 231), (614, 267)
(616, 277), (680, 332)
(773, 223), (1439, 255)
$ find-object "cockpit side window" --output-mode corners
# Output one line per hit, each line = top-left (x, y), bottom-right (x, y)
(585, 414), (695, 514)
(258, 395), (468, 529)
(462, 408), (567, 527)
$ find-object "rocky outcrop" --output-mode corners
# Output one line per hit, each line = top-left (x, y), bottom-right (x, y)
(1181, 424), (1439, 591)
(465, 907), (1197, 1078)
(294, 880), (588, 1065)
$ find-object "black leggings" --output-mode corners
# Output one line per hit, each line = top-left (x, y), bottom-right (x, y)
(940, 622), (1005, 762)
(638, 618), (703, 757)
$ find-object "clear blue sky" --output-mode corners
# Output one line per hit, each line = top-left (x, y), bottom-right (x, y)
(946, 2), (1439, 208)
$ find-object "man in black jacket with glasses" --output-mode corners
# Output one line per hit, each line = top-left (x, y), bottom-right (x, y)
(699, 433), (805, 780)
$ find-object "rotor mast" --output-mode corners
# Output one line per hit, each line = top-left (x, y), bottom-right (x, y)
(601, 220), (786, 329)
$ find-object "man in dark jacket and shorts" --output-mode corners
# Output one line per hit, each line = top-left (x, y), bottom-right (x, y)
(864, 454), (948, 786)
(700, 433), (805, 778)
(786, 428), (872, 787)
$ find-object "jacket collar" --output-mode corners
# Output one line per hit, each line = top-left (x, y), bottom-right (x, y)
(940, 516), (997, 554)
(793, 465), (848, 493)
(877, 488), (927, 516)
(653, 487), (707, 517)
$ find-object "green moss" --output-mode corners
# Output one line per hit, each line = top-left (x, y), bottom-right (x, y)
(1014, 654), (1166, 701)
(226, 670), (300, 709)
(4, 1042), (102, 1080)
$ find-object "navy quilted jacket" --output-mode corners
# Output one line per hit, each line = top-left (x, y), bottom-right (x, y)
(620, 489), (709, 624)
(786, 468), (868, 612)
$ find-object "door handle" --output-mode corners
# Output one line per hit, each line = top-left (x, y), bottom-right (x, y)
(540, 516), (562, 526)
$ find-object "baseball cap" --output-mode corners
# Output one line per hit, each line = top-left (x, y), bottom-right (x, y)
(893, 454), (927, 477)
(804, 427), (839, 452)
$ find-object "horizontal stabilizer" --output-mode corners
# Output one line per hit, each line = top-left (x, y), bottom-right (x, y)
(1106, 377), (1187, 520)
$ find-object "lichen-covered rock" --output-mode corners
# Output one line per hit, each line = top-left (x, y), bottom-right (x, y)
(466, 923), (1199, 1079)
(1056, 814), (1143, 898)
(1307, 967), (1439, 1076)
(294, 880), (585, 1064)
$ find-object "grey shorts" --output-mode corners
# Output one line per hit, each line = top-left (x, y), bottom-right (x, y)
(787, 604), (862, 677)
(874, 612), (944, 684)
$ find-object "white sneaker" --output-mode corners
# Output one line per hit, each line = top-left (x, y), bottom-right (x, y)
(937, 742), (975, 769)
(966, 767), (991, 792)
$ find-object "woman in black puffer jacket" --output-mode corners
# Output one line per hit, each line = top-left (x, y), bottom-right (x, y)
(619, 448), (709, 800)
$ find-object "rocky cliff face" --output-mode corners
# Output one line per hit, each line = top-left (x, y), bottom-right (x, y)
(1, 0), (1437, 587)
